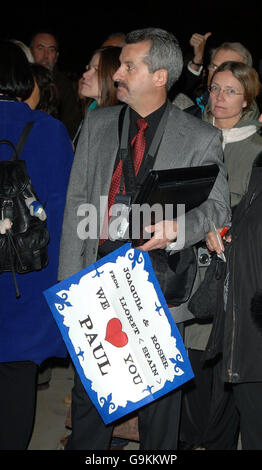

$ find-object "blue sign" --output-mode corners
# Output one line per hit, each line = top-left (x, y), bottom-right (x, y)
(44, 243), (194, 424)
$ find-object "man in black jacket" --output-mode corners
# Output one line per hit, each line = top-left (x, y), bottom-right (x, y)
(205, 151), (262, 449)
(30, 31), (82, 140)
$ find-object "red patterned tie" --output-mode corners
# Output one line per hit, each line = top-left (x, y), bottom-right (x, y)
(131, 118), (148, 175)
(99, 118), (148, 244)
(99, 159), (123, 245)
(107, 159), (124, 219)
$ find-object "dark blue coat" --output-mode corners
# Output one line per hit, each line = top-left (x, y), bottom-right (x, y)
(0, 101), (74, 364)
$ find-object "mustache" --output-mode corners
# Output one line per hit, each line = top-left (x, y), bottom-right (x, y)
(115, 81), (129, 91)
(40, 60), (53, 71)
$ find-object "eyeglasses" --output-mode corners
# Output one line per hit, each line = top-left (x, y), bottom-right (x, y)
(208, 84), (244, 97)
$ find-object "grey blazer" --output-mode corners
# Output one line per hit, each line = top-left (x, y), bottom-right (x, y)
(58, 103), (231, 322)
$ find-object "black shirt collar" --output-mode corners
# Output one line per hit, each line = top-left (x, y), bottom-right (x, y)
(130, 99), (167, 124)
(129, 100), (168, 149)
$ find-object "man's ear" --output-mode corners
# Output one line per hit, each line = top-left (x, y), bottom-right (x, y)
(153, 69), (168, 88)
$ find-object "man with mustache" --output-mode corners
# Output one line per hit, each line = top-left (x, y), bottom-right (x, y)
(58, 27), (230, 450)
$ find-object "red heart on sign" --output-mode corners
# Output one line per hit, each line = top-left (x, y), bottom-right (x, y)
(105, 318), (128, 348)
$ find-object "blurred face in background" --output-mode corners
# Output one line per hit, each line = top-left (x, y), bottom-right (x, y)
(31, 34), (59, 71)
(207, 49), (245, 86)
(80, 52), (101, 103)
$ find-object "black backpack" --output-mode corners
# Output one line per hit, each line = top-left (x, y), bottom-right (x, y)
(0, 122), (49, 298)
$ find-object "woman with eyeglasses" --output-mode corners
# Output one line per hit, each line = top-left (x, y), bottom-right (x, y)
(201, 62), (262, 449)
(203, 61), (262, 209)
(181, 61), (262, 450)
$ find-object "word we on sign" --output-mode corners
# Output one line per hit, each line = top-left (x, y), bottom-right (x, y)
(44, 243), (193, 424)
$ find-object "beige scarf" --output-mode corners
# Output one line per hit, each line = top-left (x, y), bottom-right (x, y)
(217, 123), (257, 150)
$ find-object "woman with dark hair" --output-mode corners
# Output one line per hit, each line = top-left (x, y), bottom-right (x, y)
(26, 63), (59, 118)
(73, 46), (121, 146)
(0, 41), (74, 450)
(0, 42), (34, 100)
(81, 46), (121, 107)
(25, 63), (61, 391)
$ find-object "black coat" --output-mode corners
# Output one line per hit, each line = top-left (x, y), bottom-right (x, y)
(53, 68), (82, 140)
(205, 152), (262, 383)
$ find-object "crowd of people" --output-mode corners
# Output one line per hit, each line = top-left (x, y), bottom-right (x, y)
(0, 25), (262, 452)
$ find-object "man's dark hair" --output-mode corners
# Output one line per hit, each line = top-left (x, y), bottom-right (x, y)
(30, 29), (60, 51)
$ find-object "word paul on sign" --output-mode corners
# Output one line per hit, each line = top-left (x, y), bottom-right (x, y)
(44, 243), (194, 424)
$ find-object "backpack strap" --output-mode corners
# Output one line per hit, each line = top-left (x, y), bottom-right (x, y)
(12, 121), (34, 161)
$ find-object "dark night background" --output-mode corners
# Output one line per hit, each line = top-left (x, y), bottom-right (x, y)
(1, 1), (262, 79)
